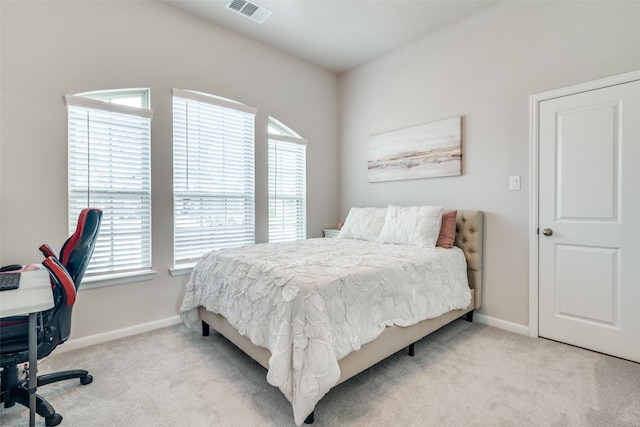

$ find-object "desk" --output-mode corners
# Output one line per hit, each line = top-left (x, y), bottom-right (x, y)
(0, 268), (54, 427)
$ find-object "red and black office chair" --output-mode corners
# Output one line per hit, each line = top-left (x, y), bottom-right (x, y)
(0, 208), (102, 426)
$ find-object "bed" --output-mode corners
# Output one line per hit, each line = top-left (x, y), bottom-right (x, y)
(180, 208), (483, 425)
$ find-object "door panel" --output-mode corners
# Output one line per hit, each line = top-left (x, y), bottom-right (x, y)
(555, 244), (617, 324)
(557, 102), (618, 220)
(539, 79), (640, 362)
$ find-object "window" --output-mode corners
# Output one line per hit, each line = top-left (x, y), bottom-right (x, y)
(268, 117), (307, 242)
(66, 89), (153, 277)
(173, 89), (256, 266)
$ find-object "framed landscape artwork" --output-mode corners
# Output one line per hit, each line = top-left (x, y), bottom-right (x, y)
(367, 116), (462, 182)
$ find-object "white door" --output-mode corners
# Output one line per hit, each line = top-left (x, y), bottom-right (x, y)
(539, 79), (640, 363)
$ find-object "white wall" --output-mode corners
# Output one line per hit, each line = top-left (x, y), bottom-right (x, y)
(0, 1), (338, 339)
(338, 1), (640, 327)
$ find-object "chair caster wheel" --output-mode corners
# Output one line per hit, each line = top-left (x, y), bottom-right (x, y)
(45, 413), (63, 426)
(80, 374), (93, 385)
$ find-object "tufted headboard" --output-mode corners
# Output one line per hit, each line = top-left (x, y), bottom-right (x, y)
(454, 210), (484, 309)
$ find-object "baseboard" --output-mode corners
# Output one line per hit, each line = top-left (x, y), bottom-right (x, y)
(57, 315), (183, 354)
(473, 313), (529, 336)
(57, 313), (528, 355)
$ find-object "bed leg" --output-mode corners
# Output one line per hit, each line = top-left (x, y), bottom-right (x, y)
(408, 343), (415, 357)
(464, 311), (474, 322)
(202, 321), (210, 336)
(304, 411), (314, 424)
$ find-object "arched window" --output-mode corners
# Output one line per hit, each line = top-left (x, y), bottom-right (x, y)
(172, 89), (256, 266)
(66, 88), (153, 277)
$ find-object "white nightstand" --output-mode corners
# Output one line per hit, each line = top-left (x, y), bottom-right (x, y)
(322, 228), (340, 238)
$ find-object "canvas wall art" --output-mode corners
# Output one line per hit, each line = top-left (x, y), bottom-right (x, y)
(367, 116), (462, 182)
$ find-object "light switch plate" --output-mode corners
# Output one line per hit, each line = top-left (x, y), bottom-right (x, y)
(509, 175), (521, 191)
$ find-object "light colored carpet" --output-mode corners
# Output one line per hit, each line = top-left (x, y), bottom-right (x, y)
(1, 319), (639, 426)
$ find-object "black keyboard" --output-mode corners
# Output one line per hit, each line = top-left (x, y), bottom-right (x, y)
(0, 272), (21, 291)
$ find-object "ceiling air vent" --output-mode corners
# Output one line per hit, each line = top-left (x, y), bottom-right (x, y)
(226, 0), (272, 24)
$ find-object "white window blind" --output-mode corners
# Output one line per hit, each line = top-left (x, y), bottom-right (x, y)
(66, 92), (153, 276)
(268, 117), (307, 243)
(173, 89), (256, 265)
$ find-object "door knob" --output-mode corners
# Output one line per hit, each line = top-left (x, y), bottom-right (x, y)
(542, 228), (553, 236)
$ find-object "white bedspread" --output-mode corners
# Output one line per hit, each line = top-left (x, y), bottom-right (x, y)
(180, 238), (471, 425)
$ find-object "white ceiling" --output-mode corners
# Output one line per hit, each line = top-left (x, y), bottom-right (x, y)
(165, 0), (497, 73)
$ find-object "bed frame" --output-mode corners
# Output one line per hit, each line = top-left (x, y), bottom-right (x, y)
(199, 210), (484, 424)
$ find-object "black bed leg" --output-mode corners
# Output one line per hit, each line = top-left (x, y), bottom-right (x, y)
(464, 311), (474, 323)
(202, 320), (210, 336)
(304, 411), (314, 424)
(408, 343), (415, 357)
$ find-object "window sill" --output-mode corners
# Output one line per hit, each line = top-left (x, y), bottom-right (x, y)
(80, 269), (157, 291)
(169, 264), (196, 277)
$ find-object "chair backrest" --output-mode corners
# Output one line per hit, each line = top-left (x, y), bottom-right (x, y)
(59, 208), (103, 288)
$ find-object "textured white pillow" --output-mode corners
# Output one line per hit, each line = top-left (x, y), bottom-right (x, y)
(338, 207), (388, 241)
(377, 205), (444, 248)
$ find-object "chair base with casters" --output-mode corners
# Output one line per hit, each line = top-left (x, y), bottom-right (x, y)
(1, 362), (93, 426)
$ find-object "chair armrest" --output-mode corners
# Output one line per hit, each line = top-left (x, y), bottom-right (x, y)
(42, 257), (76, 306)
(39, 244), (58, 260)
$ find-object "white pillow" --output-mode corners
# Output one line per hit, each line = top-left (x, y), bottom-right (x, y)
(338, 207), (388, 241)
(377, 205), (444, 248)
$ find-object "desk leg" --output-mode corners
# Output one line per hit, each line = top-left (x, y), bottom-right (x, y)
(28, 312), (37, 427)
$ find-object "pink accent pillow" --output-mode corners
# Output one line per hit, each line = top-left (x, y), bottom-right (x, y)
(437, 210), (457, 248)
